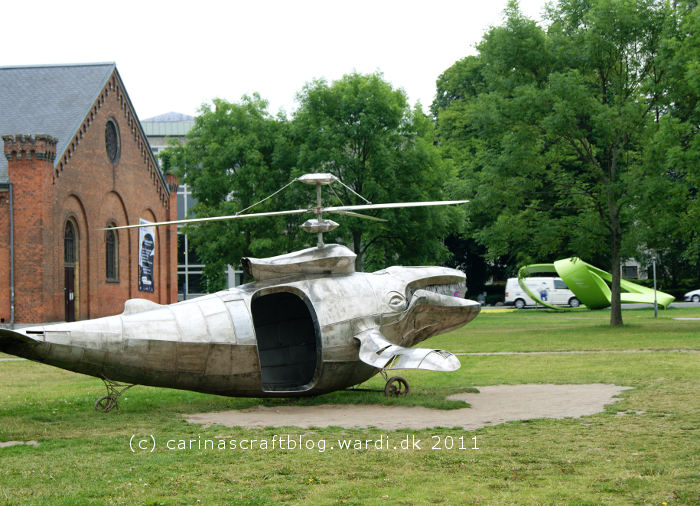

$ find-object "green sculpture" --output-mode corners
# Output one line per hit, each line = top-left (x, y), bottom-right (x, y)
(518, 258), (674, 310)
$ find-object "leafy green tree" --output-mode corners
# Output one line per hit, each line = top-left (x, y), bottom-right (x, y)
(293, 70), (462, 272)
(434, 0), (682, 326)
(638, 0), (700, 285)
(168, 94), (298, 289)
(168, 72), (463, 289)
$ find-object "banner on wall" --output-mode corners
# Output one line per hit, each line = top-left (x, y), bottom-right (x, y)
(138, 218), (155, 293)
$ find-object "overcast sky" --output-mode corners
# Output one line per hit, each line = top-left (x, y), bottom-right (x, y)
(2, 0), (548, 120)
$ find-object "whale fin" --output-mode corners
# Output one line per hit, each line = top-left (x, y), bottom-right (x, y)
(355, 329), (460, 372)
(122, 298), (164, 315)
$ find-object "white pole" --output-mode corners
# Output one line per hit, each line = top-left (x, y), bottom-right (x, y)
(653, 254), (658, 318)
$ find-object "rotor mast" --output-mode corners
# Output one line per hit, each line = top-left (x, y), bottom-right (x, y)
(316, 182), (323, 248)
(299, 173), (342, 249)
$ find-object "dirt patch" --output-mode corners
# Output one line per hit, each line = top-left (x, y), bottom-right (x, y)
(0, 440), (40, 448)
(184, 384), (631, 430)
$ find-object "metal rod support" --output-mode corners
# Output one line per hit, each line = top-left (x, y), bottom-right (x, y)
(316, 183), (324, 248)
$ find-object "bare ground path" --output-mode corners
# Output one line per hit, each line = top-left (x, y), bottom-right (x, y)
(184, 384), (632, 431)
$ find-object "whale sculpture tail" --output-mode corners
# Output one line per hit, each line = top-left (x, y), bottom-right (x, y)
(0, 328), (42, 358)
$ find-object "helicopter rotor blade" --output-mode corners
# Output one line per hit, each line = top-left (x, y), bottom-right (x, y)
(324, 200), (469, 212)
(101, 200), (468, 231)
(102, 208), (312, 231)
(326, 210), (388, 222)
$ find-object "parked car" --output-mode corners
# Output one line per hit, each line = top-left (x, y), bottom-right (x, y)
(684, 289), (700, 302)
(504, 277), (580, 309)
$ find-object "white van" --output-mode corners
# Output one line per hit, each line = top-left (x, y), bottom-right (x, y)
(504, 277), (580, 309)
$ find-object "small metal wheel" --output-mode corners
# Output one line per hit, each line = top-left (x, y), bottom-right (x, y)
(384, 376), (410, 398)
(94, 396), (117, 412)
(94, 375), (136, 413)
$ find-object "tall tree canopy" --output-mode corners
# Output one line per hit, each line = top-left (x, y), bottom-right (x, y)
(293, 71), (461, 272)
(434, 0), (694, 326)
(169, 72), (462, 288)
(169, 94), (298, 289)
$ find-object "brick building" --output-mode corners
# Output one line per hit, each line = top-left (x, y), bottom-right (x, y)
(0, 63), (178, 324)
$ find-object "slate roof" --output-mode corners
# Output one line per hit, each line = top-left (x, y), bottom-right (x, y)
(0, 63), (116, 183)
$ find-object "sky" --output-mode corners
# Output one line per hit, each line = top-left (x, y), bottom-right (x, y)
(1, 0), (548, 121)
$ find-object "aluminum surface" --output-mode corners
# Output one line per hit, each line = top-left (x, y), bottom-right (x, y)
(298, 173), (339, 185)
(0, 244), (480, 398)
(241, 244), (357, 280)
(300, 218), (340, 234)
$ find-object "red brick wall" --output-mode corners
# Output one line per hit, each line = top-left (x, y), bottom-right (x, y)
(0, 70), (177, 323)
(0, 191), (10, 323)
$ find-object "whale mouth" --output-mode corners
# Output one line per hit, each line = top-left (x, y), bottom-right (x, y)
(408, 281), (467, 302)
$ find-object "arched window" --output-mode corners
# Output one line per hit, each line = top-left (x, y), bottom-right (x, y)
(64, 221), (78, 322)
(106, 225), (118, 281)
(64, 222), (75, 264)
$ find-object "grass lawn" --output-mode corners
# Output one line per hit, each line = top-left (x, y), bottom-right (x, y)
(1, 306), (699, 505)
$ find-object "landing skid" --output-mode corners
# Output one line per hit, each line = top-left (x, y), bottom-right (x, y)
(345, 370), (411, 398)
(94, 376), (137, 412)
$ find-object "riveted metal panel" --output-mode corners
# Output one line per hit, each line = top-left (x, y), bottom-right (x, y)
(225, 300), (256, 345)
(177, 342), (209, 373)
(317, 320), (356, 351)
(205, 343), (259, 377)
(205, 343), (233, 376)
(119, 339), (149, 369)
(197, 298), (235, 343)
(43, 331), (72, 346)
(122, 308), (181, 342)
(141, 339), (175, 372)
(175, 372), (204, 392)
(82, 348), (106, 367)
(199, 371), (262, 395)
(46, 343), (84, 369)
(171, 301), (208, 343)
(322, 345), (358, 362)
(303, 275), (380, 326)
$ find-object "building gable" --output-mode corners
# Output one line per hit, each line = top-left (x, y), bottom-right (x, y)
(52, 67), (171, 209)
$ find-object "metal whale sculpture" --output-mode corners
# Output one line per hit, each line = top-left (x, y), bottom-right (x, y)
(0, 244), (479, 400)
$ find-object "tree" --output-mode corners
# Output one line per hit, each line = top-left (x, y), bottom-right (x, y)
(168, 94), (298, 289)
(639, 0), (700, 285)
(293, 71), (462, 272)
(434, 0), (683, 326)
(169, 72), (464, 290)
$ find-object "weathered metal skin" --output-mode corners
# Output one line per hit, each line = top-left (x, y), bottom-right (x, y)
(0, 248), (480, 398)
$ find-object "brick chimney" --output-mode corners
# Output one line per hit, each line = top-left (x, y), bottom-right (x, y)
(3, 134), (58, 167)
(2, 134), (58, 322)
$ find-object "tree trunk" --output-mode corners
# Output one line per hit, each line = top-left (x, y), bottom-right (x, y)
(353, 230), (363, 272)
(609, 213), (623, 327)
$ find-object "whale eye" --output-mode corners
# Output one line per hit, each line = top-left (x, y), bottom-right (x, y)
(386, 291), (407, 311)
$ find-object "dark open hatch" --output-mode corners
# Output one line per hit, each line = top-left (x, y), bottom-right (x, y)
(251, 291), (319, 392)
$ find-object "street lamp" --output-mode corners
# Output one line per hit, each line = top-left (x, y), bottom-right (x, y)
(652, 254), (658, 318)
